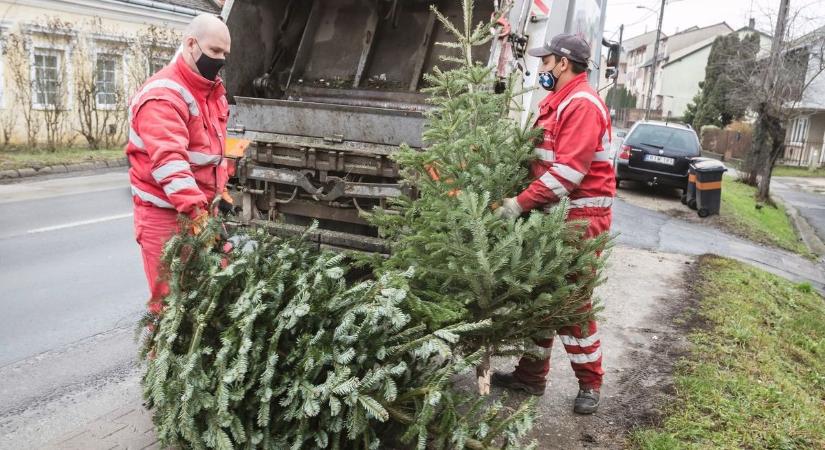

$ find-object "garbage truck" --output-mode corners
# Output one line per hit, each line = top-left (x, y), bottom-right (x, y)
(221, 0), (619, 252)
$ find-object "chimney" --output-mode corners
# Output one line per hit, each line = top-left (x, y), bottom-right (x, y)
(748, 18), (756, 29)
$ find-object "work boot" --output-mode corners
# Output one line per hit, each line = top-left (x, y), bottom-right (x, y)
(573, 387), (600, 414)
(491, 371), (546, 396)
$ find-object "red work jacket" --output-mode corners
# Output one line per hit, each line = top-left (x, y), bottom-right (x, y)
(125, 56), (229, 217)
(516, 73), (615, 220)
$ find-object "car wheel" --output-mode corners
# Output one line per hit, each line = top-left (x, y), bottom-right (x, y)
(698, 208), (710, 218)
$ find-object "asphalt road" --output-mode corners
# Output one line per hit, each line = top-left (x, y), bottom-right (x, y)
(0, 171), (148, 447)
(0, 171), (145, 366)
(773, 177), (825, 245)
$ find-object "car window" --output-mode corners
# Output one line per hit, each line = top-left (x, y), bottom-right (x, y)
(625, 124), (700, 155)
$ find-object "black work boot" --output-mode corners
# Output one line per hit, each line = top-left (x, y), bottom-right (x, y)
(573, 387), (600, 414)
(491, 371), (546, 396)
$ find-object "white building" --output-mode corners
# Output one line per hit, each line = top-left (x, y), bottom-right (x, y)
(0, 0), (221, 146)
(621, 29), (660, 109)
(783, 27), (825, 167)
(619, 23), (734, 114)
(660, 22), (772, 119)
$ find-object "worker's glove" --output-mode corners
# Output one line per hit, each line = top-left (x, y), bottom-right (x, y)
(494, 197), (523, 220)
(218, 189), (235, 216)
(191, 208), (210, 235)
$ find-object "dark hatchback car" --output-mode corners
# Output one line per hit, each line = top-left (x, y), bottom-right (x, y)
(615, 121), (702, 191)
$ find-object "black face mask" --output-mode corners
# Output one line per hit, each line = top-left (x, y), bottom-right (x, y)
(193, 41), (225, 81)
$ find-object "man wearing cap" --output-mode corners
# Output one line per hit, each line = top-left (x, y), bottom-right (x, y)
(493, 33), (615, 414)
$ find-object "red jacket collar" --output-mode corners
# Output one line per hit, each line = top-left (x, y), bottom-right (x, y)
(173, 55), (224, 99)
(539, 72), (589, 114)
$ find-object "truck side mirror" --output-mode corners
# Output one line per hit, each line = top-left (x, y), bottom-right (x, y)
(606, 42), (620, 68)
(605, 67), (617, 80)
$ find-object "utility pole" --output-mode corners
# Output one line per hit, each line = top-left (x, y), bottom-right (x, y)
(768, 0), (790, 75)
(617, 23), (624, 77)
(644, 0), (666, 120)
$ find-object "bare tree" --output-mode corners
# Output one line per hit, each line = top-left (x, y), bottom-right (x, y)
(4, 31), (39, 148)
(729, 4), (825, 201)
(34, 18), (75, 151)
(125, 25), (180, 90)
(0, 110), (17, 149)
(73, 19), (127, 149)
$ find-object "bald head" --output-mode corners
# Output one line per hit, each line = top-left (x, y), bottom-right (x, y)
(182, 14), (231, 80)
(184, 14), (229, 42)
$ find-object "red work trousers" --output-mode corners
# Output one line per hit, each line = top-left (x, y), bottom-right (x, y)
(513, 207), (611, 390)
(133, 204), (179, 315)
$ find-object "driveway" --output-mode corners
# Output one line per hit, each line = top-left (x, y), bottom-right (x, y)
(611, 181), (825, 293)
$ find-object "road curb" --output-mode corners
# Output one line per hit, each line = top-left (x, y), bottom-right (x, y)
(0, 157), (128, 180)
(776, 194), (825, 258)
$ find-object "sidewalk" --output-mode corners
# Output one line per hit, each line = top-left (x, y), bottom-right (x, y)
(0, 157), (127, 181)
(47, 406), (159, 450)
(25, 246), (691, 450)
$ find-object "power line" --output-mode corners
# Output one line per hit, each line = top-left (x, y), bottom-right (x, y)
(625, 10), (657, 28)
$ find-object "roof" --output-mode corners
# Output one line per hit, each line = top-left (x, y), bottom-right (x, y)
(662, 36), (718, 68)
(788, 25), (825, 50)
(667, 22), (731, 40)
(158, 0), (221, 13)
(664, 22), (733, 54)
(662, 27), (772, 68)
(623, 30), (663, 53)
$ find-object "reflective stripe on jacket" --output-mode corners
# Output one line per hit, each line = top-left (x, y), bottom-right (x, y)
(125, 56), (229, 217)
(516, 72), (616, 220)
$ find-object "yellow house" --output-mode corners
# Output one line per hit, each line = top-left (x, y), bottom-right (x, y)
(0, 0), (221, 149)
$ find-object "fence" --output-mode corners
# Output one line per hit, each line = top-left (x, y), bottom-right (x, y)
(700, 128), (751, 163)
(780, 142), (825, 167)
(612, 108), (663, 129)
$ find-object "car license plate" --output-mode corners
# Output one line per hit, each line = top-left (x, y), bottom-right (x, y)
(644, 154), (675, 165)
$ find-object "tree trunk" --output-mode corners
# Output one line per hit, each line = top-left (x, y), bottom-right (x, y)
(756, 158), (773, 202)
(756, 112), (786, 204)
(743, 105), (769, 186)
(476, 350), (491, 396)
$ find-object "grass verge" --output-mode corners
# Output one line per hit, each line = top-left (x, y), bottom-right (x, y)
(773, 165), (825, 178)
(719, 177), (812, 257)
(631, 256), (825, 449)
(0, 147), (123, 171)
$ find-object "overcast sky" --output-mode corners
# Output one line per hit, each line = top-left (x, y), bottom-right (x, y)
(604, 0), (825, 42)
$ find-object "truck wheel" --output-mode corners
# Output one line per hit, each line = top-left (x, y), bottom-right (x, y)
(698, 208), (710, 218)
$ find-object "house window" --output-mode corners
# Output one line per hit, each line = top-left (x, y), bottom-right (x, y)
(790, 117), (809, 144)
(96, 54), (119, 106)
(150, 57), (167, 75)
(33, 49), (62, 107)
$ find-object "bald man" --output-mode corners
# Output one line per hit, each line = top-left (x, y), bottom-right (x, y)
(126, 14), (232, 315)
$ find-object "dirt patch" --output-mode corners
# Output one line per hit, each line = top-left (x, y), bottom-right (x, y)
(599, 259), (703, 447)
(481, 247), (696, 449)
(616, 181), (710, 225)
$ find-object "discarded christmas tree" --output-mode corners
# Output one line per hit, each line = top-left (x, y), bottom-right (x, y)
(141, 225), (537, 450)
